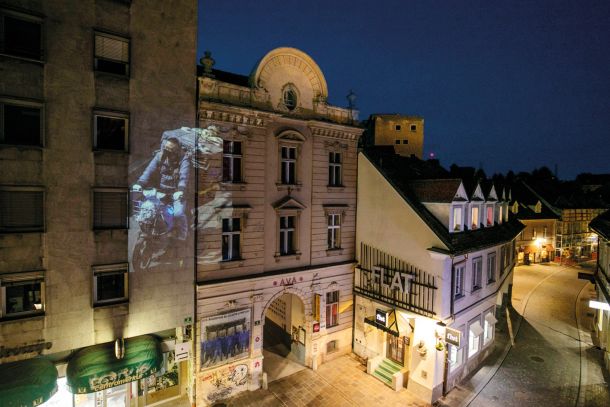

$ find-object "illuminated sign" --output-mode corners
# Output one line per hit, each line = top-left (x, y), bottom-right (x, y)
(375, 309), (388, 326)
(589, 300), (610, 311)
(371, 266), (415, 295)
(445, 327), (461, 347)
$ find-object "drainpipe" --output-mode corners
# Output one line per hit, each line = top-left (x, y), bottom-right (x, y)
(192, 127), (200, 407)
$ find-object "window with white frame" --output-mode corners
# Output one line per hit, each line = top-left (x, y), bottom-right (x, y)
(487, 252), (496, 284)
(327, 214), (341, 249)
(0, 9), (43, 61)
(326, 290), (339, 327)
(454, 264), (465, 298)
(468, 319), (483, 358)
(486, 205), (494, 227)
(93, 111), (129, 151)
(0, 187), (44, 232)
(92, 264), (128, 306)
(280, 146), (297, 185)
(0, 98), (43, 146)
(279, 215), (296, 255)
(93, 189), (128, 229)
(472, 256), (483, 290)
(452, 206), (462, 232)
(448, 343), (463, 371)
(328, 152), (342, 186)
(500, 246), (506, 275)
(222, 217), (241, 261)
(483, 311), (497, 345)
(222, 140), (242, 182)
(94, 32), (130, 76)
(1, 274), (44, 319)
(471, 206), (479, 229)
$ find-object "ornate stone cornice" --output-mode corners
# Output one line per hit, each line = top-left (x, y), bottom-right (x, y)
(309, 125), (360, 141)
(199, 108), (266, 127)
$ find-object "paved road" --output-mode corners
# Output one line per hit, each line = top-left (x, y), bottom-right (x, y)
(469, 263), (610, 407)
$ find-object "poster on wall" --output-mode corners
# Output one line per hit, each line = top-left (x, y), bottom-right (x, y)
(128, 126), (222, 273)
(201, 309), (251, 369)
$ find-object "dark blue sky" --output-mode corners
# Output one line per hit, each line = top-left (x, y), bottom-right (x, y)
(197, 0), (610, 179)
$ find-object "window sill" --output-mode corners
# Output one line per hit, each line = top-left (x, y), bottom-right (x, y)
(220, 182), (247, 191)
(276, 183), (302, 192)
(0, 52), (45, 65)
(487, 280), (496, 285)
(0, 312), (45, 323)
(220, 259), (244, 268)
(274, 252), (301, 262)
(0, 143), (44, 150)
(472, 286), (482, 292)
(326, 185), (345, 191)
(93, 148), (129, 155)
(94, 70), (130, 81)
(326, 248), (344, 256)
(93, 299), (129, 309)
(454, 294), (465, 301)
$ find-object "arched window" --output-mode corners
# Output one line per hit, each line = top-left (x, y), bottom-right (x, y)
(282, 86), (298, 111)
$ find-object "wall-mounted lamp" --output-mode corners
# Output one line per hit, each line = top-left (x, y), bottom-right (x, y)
(115, 338), (125, 360)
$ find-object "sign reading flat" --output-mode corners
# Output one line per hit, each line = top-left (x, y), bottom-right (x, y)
(445, 327), (461, 347)
(375, 309), (388, 326)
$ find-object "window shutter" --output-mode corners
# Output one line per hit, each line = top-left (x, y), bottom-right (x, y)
(93, 191), (127, 228)
(0, 191), (43, 231)
(95, 35), (129, 62)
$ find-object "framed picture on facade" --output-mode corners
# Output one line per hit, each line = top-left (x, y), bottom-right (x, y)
(201, 309), (251, 369)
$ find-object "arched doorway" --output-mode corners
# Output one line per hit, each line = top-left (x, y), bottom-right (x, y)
(262, 292), (307, 381)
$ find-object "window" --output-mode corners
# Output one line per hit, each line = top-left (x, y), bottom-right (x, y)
(454, 264), (465, 298)
(280, 146), (296, 184)
(0, 10), (43, 60)
(486, 206), (493, 227)
(1, 278), (44, 319)
(410, 124), (417, 131)
(448, 343), (463, 371)
(328, 152), (342, 186)
(283, 87), (297, 111)
(0, 99), (43, 146)
(498, 206), (503, 224)
(483, 312), (496, 345)
(279, 215), (296, 255)
(471, 206), (479, 229)
(487, 253), (496, 284)
(222, 218), (241, 261)
(402, 139), (408, 144)
(93, 189), (128, 229)
(92, 264), (128, 306)
(326, 291), (339, 328)
(472, 257), (483, 290)
(94, 111), (128, 151)
(327, 214), (341, 249)
(222, 140), (242, 182)
(395, 139), (400, 144)
(468, 319), (483, 358)
(452, 206), (462, 232)
(500, 246), (506, 275)
(532, 227), (537, 239)
(0, 187), (44, 232)
(395, 125), (401, 131)
(543, 226), (547, 239)
(94, 32), (130, 76)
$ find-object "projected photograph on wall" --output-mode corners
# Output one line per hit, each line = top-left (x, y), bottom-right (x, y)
(200, 309), (251, 369)
(129, 126), (222, 272)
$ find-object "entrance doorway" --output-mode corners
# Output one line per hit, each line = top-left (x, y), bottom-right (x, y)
(386, 333), (406, 365)
(263, 293), (306, 381)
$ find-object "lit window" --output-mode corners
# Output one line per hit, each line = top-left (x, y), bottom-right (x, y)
(472, 257), (482, 290)
(468, 320), (483, 357)
(487, 253), (496, 284)
(0, 10), (43, 61)
(328, 152), (342, 186)
(222, 218), (241, 261)
(0, 187), (44, 232)
(483, 312), (496, 345)
(486, 206), (493, 227)
(498, 206), (503, 224)
(93, 189), (128, 229)
(543, 226), (547, 238)
(92, 264), (128, 306)
(280, 146), (297, 185)
(327, 214), (341, 249)
(279, 215), (296, 255)
(471, 206), (479, 229)
(326, 291), (339, 327)
(452, 206), (462, 232)
(93, 111), (128, 151)
(94, 32), (130, 76)
(0, 99), (43, 146)
(1, 278), (44, 318)
(222, 140), (242, 182)
(448, 343), (463, 371)
(454, 264), (465, 298)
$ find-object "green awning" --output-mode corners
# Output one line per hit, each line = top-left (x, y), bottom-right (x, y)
(0, 358), (58, 407)
(66, 335), (162, 394)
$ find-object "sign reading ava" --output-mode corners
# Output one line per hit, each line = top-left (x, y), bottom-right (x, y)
(445, 327), (461, 347)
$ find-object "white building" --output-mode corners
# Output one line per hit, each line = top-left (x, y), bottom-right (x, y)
(354, 148), (523, 404)
(589, 210), (610, 373)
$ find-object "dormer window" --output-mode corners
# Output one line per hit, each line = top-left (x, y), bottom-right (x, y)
(282, 85), (298, 111)
(535, 201), (542, 214)
(498, 206), (503, 224)
(486, 205), (494, 227)
(452, 206), (463, 232)
(471, 206), (479, 230)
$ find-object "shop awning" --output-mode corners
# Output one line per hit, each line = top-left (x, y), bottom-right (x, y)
(66, 335), (162, 394)
(364, 314), (400, 337)
(0, 358), (58, 407)
(469, 321), (484, 337)
(485, 313), (498, 325)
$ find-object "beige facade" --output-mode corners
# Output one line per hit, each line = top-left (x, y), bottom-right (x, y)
(0, 1), (197, 405)
(367, 114), (424, 158)
(194, 47), (363, 404)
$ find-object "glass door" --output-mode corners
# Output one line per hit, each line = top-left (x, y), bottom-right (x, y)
(386, 333), (405, 365)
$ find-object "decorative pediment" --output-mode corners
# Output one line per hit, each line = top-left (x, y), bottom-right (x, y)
(487, 185), (498, 201)
(471, 184), (484, 201)
(273, 196), (307, 211)
(218, 124), (250, 140)
(276, 129), (306, 143)
(453, 182), (469, 202)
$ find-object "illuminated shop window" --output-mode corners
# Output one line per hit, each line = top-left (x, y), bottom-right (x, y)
(94, 32), (130, 76)
(93, 188), (128, 229)
(0, 9), (43, 61)
(326, 290), (339, 328)
(0, 187), (44, 232)
(222, 217), (241, 261)
(483, 312), (497, 345)
(0, 99), (43, 146)
(92, 263), (128, 306)
(448, 343), (463, 371)
(222, 140), (242, 182)
(93, 111), (129, 151)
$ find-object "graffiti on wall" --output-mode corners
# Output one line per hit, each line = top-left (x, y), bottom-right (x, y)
(200, 363), (249, 403)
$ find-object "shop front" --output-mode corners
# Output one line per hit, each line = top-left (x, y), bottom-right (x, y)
(0, 358), (58, 407)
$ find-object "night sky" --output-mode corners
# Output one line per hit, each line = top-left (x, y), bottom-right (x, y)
(197, 0), (610, 179)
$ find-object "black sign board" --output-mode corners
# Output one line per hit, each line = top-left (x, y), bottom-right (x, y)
(375, 309), (388, 326)
(445, 327), (461, 347)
